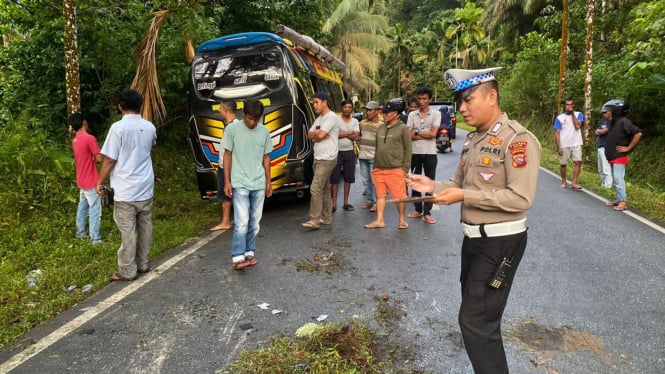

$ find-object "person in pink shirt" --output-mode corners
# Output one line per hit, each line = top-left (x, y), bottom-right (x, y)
(69, 113), (103, 244)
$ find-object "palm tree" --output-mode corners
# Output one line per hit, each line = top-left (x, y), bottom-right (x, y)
(445, 2), (487, 69)
(322, 0), (392, 96)
(481, 0), (551, 52)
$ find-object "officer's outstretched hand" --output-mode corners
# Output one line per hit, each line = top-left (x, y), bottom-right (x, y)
(407, 174), (434, 194)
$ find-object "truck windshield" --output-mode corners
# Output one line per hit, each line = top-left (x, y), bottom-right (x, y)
(193, 47), (284, 100)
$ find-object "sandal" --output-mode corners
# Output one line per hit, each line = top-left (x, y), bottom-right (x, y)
(407, 211), (423, 218)
(302, 220), (320, 229)
(398, 222), (409, 229)
(604, 201), (619, 206)
(209, 223), (232, 231)
(343, 204), (355, 211)
(245, 256), (258, 267)
(233, 261), (252, 270)
(362, 202), (373, 209)
(422, 215), (436, 224)
(370, 204), (377, 212)
(364, 222), (385, 229)
(110, 273), (136, 282)
(613, 203), (628, 211)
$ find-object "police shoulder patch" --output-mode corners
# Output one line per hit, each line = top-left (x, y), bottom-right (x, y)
(508, 141), (528, 168)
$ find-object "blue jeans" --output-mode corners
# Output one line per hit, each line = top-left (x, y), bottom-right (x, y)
(231, 187), (265, 262)
(76, 188), (102, 243)
(359, 158), (375, 203)
(611, 163), (627, 202)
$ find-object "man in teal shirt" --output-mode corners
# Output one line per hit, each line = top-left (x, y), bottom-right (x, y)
(222, 99), (273, 270)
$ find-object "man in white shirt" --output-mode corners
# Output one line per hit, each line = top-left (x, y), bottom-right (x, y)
(97, 89), (157, 281)
(302, 91), (340, 229)
(554, 98), (584, 189)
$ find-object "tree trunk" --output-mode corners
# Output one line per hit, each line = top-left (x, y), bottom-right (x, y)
(63, 0), (80, 117)
(583, 0), (595, 144)
(557, 0), (569, 115)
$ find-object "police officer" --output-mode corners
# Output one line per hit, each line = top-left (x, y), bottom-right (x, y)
(408, 67), (541, 373)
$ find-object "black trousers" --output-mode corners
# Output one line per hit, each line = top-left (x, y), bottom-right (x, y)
(410, 153), (437, 215)
(459, 230), (528, 374)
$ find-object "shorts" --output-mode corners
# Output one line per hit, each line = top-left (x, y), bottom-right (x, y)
(330, 150), (356, 184)
(372, 168), (407, 199)
(559, 145), (582, 165)
(216, 167), (232, 202)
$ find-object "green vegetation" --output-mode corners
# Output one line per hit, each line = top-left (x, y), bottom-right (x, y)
(0, 121), (219, 347)
(1, 0), (664, 368)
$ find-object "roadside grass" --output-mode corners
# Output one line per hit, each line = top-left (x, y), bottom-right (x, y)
(0, 140), (219, 348)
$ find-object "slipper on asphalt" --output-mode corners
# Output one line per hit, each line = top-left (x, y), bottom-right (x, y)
(343, 204), (355, 211)
(560, 183), (567, 189)
(605, 201), (619, 206)
(110, 273), (136, 282)
(209, 223), (232, 231)
(302, 220), (320, 229)
(319, 219), (333, 225)
(571, 185), (583, 191)
(364, 222), (385, 229)
(407, 211), (423, 218)
(398, 222), (409, 229)
(422, 215), (437, 224)
(362, 202), (373, 209)
(244, 256), (258, 267)
(232, 261), (252, 270)
(613, 205), (627, 211)
(370, 204), (377, 212)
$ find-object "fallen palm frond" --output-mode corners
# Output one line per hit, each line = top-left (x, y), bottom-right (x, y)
(131, 10), (168, 124)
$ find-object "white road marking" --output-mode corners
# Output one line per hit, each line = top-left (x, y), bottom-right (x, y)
(540, 167), (665, 235)
(0, 231), (224, 373)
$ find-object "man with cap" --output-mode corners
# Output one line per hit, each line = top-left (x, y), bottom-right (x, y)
(408, 67), (541, 373)
(601, 99), (642, 211)
(364, 98), (412, 230)
(358, 100), (383, 211)
(302, 91), (340, 229)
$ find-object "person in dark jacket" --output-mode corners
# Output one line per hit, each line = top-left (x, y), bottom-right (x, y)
(602, 99), (643, 211)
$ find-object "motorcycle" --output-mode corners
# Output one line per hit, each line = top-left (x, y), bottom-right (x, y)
(436, 126), (452, 153)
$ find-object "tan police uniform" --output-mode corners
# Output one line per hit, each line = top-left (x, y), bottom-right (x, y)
(437, 67), (542, 374)
(433, 113), (541, 227)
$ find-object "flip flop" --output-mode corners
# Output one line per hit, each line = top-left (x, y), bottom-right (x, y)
(422, 215), (436, 224)
(370, 204), (377, 212)
(571, 185), (583, 191)
(244, 256), (258, 267)
(209, 223), (232, 231)
(233, 261), (252, 270)
(605, 201), (619, 206)
(110, 273), (136, 282)
(362, 202), (373, 209)
(613, 205), (627, 211)
(364, 222), (385, 229)
(343, 204), (355, 211)
(302, 220), (320, 229)
(398, 222), (409, 229)
(407, 211), (423, 218)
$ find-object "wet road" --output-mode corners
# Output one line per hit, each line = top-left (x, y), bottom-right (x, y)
(2, 133), (664, 373)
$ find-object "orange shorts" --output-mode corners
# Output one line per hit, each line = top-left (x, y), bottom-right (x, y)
(372, 168), (407, 199)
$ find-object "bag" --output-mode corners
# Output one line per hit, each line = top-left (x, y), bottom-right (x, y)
(100, 185), (114, 206)
(353, 141), (360, 156)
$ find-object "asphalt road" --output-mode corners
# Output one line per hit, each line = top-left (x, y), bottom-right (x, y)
(2, 132), (664, 373)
